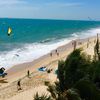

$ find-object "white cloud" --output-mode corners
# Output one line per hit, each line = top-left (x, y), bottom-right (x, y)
(44, 2), (82, 7)
(0, 0), (84, 19)
(0, 0), (82, 8)
(0, 0), (27, 6)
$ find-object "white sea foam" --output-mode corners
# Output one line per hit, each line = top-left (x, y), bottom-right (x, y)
(0, 27), (100, 70)
(71, 33), (79, 38)
(0, 39), (72, 70)
(77, 27), (100, 38)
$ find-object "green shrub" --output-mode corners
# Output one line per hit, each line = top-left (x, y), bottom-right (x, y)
(75, 79), (100, 100)
(34, 93), (51, 100)
(62, 49), (91, 88)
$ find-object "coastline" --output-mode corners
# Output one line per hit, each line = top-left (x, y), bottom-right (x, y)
(6, 36), (96, 82)
(0, 35), (97, 100)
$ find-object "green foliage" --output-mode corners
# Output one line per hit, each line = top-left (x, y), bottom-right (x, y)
(34, 93), (51, 100)
(92, 61), (100, 88)
(45, 81), (50, 86)
(94, 34), (100, 60)
(67, 88), (82, 100)
(55, 48), (100, 99)
(75, 79), (100, 100)
(64, 49), (91, 88)
(34, 46), (100, 100)
(47, 84), (57, 99)
(47, 82), (81, 100)
(93, 61), (100, 78)
(57, 60), (65, 91)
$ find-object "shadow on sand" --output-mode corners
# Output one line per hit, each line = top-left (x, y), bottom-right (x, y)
(0, 79), (8, 83)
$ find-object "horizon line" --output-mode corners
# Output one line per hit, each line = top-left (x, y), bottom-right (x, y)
(0, 17), (99, 22)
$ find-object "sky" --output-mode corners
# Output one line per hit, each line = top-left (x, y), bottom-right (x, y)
(0, 0), (100, 20)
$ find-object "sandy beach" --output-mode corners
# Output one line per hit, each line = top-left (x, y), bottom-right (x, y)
(0, 35), (98, 100)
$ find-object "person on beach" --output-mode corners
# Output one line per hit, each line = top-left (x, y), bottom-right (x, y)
(17, 80), (22, 91)
(72, 41), (77, 50)
(87, 42), (89, 48)
(55, 49), (57, 53)
(47, 69), (53, 73)
(50, 52), (52, 57)
(57, 52), (59, 56)
(78, 42), (82, 45)
(55, 49), (59, 56)
(87, 38), (89, 48)
(47, 69), (51, 73)
(27, 70), (30, 78)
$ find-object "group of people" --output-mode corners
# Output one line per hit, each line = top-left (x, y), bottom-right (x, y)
(17, 70), (30, 91)
(17, 35), (100, 91)
(47, 68), (53, 73)
(72, 38), (96, 50)
(16, 41), (78, 91)
(17, 67), (53, 91)
(50, 49), (59, 57)
(16, 41), (77, 91)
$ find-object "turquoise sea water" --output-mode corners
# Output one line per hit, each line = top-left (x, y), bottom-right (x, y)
(0, 18), (100, 69)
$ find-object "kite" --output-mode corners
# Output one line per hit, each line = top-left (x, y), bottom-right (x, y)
(7, 27), (12, 36)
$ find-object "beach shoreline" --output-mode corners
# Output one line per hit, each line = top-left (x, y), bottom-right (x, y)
(0, 35), (98, 100)
(6, 36), (96, 81)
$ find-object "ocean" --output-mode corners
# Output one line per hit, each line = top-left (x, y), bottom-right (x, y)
(0, 18), (100, 70)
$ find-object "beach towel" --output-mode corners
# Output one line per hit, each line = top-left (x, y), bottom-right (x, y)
(38, 67), (47, 72)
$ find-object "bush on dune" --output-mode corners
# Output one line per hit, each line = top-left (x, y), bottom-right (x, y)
(34, 93), (51, 100)
(75, 79), (100, 100)
(57, 49), (92, 90)
(34, 45), (100, 100)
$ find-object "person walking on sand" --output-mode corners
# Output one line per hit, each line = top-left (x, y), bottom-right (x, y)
(87, 38), (89, 48)
(27, 70), (30, 78)
(55, 49), (57, 53)
(17, 80), (22, 91)
(55, 49), (59, 56)
(56, 52), (59, 56)
(72, 40), (77, 50)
